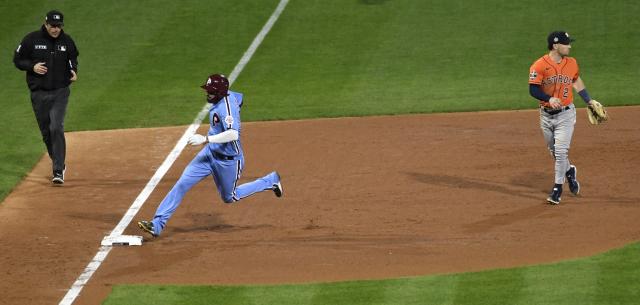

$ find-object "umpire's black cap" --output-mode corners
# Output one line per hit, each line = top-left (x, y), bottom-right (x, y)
(547, 31), (575, 49)
(45, 10), (64, 26)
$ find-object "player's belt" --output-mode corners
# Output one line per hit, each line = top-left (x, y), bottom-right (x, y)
(541, 106), (571, 115)
(213, 152), (236, 160)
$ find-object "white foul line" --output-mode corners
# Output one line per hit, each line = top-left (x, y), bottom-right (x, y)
(58, 1), (290, 304)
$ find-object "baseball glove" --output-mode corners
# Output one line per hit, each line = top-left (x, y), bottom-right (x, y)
(586, 100), (608, 125)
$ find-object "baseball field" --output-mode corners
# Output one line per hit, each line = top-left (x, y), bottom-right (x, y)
(1, 0), (639, 304)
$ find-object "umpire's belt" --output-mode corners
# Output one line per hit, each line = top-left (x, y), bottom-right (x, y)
(541, 105), (571, 115)
(213, 152), (237, 161)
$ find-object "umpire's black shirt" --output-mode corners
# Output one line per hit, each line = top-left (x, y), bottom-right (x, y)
(14, 25), (79, 91)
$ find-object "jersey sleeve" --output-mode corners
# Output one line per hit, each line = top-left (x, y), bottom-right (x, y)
(571, 58), (580, 81)
(223, 94), (241, 131)
(13, 35), (34, 71)
(68, 36), (79, 72)
(234, 92), (244, 108)
(528, 61), (544, 85)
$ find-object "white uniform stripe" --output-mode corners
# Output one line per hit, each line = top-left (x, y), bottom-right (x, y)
(58, 1), (290, 304)
(224, 96), (231, 118)
(224, 96), (232, 129)
(224, 95), (240, 154)
(233, 140), (240, 154)
(232, 160), (241, 201)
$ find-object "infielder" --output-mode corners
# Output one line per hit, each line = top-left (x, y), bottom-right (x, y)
(528, 31), (600, 205)
(138, 74), (283, 237)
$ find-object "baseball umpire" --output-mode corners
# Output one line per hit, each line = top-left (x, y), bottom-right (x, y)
(528, 31), (603, 204)
(13, 10), (79, 184)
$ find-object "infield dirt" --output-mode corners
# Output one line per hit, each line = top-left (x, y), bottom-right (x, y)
(1, 107), (639, 305)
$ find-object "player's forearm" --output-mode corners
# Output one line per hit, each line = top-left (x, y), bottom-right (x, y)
(572, 77), (586, 92)
(529, 84), (551, 102)
(206, 129), (238, 143)
(573, 77), (592, 104)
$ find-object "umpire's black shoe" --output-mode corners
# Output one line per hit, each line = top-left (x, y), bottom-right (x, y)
(565, 165), (580, 195)
(547, 184), (563, 205)
(52, 166), (65, 185)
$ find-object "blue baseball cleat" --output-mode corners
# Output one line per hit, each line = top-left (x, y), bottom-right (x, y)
(565, 165), (580, 195)
(547, 184), (562, 205)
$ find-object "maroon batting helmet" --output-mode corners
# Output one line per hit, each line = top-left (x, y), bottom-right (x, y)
(201, 74), (229, 99)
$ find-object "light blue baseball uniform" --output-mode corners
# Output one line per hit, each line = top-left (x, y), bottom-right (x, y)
(150, 91), (280, 236)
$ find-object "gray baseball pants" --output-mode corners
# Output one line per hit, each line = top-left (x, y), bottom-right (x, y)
(539, 104), (576, 185)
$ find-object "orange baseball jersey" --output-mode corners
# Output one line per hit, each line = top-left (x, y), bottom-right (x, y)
(529, 54), (580, 107)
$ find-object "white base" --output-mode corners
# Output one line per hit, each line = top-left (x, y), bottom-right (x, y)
(101, 235), (143, 246)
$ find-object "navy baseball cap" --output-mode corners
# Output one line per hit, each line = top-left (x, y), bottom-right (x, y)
(45, 10), (64, 26)
(547, 31), (575, 49)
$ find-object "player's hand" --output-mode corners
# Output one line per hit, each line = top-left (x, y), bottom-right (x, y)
(548, 97), (563, 109)
(70, 70), (77, 82)
(33, 62), (47, 75)
(188, 134), (207, 146)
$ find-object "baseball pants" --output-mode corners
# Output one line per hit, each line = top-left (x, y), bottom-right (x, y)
(30, 87), (70, 174)
(540, 104), (576, 184)
(151, 147), (280, 236)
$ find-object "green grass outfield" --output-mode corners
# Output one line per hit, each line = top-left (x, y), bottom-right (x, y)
(105, 242), (640, 305)
(1, 0), (639, 304)
(1, 0), (639, 200)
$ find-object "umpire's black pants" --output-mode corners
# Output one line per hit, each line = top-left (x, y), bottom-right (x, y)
(30, 87), (69, 174)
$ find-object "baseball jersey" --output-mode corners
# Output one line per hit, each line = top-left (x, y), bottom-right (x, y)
(207, 91), (243, 157)
(529, 54), (579, 107)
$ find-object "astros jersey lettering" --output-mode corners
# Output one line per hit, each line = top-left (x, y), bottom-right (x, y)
(529, 54), (579, 107)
